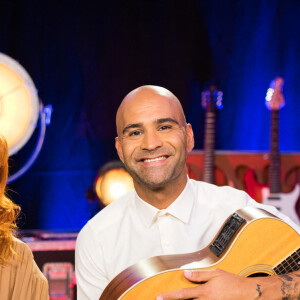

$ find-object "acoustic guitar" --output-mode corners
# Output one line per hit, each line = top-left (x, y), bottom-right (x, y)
(244, 78), (300, 225)
(100, 207), (300, 299)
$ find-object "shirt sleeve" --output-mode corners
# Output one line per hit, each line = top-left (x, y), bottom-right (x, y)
(75, 223), (109, 300)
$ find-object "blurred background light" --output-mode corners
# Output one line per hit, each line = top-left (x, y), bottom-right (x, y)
(0, 52), (52, 183)
(0, 52), (40, 156)
(87, 160), (134, 209)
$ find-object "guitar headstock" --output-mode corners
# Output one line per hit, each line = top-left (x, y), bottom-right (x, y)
(265, 77), (285, 111)
(201, 85), (223, 112)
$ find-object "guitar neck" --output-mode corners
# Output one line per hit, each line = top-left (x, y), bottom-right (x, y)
(274, 248), (300, 274)
(203, 111), (216, 184)
(269, 110), (281, 193)
(201, 87), (222, 184)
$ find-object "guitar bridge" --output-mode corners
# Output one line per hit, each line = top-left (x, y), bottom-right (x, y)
(209, 213), (245, 257)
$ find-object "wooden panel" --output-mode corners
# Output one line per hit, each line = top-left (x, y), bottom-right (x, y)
(186, 150), (300, 193)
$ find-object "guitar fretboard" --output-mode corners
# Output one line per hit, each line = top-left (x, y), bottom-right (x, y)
(269, 110), (281, 194)
(202, 87), (222, 184)
(203, 111), (216, 184)
(274, 248), (300, 275)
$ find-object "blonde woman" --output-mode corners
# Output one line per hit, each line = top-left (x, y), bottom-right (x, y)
(0, 135), (49, 299)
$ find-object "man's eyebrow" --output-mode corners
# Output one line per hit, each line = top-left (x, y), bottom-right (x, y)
(156, 118), (179, 125)
(122, 118), (180, 135)
(122, 123), (142, 135)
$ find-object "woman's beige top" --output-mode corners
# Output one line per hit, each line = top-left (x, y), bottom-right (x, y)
(0, 238), (49, 300)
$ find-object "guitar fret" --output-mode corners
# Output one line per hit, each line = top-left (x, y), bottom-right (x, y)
(289, 252), (300, 268)
(274, 248), (300, 275)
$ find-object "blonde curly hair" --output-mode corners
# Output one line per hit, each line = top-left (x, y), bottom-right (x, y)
(0, 135), (20, 263)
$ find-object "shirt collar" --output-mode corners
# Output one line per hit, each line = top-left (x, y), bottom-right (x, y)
(134, 178), (195, 227)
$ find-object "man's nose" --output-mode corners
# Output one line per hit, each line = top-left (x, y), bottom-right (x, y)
(141, 130), (163, 151)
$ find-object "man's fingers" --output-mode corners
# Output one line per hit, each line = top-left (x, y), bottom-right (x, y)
(183, 269), (220, 283)
(156, 269), (222, 299)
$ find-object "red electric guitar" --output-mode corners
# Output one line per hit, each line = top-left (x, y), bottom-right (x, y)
(244, 77), (300, 225)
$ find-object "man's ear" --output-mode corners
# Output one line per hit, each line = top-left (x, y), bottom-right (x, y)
(186, 123), (194, 152)
(115, 137), (124, 163)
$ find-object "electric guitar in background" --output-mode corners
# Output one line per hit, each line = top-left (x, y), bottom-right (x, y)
(201, 86), (223, 184)
(244, 77), (300, 225)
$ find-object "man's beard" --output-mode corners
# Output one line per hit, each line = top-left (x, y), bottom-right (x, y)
(124, 159), (184, 191)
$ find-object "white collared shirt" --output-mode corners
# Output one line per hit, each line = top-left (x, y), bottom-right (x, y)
(75, 178), (300, 300)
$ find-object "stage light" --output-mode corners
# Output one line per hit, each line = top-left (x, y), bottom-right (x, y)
(0, 52), (39, 155)
(0, 52), (52, 182)
(93, 160), (134, 207)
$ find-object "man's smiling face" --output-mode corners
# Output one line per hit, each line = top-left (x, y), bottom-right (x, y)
(115, 86), (194, 192)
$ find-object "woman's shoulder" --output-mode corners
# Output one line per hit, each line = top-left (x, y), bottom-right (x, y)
(10, 237), (50, 299)
(12, 237), (33, 260)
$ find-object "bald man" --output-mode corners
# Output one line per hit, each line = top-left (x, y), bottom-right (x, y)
(75, 86), (300, 300)
(115, 85), (194, 209)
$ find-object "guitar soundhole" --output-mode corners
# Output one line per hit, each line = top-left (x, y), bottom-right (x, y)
(248, 273), (269, 277)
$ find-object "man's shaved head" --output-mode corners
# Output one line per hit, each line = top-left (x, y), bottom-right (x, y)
(114, 85), (194, 203)
(116, 85), (186, 137)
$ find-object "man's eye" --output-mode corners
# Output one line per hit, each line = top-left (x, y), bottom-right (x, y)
(159, 125), (171, 131)
(129, 130), (142, 136)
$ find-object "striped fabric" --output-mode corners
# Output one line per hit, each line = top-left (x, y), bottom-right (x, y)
(0, 238), (49, 300)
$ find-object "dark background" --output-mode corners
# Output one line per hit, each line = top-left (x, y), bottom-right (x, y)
(2, 0), (300, 230)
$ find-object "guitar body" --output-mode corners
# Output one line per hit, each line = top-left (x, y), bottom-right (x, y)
(262, 184), (300, 225)
(244, 168), (266, 203)
(100, 207), (300, 300)
(244, 170), (300, 224)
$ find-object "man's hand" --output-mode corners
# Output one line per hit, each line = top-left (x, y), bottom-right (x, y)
(156, 269), (260, 300)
